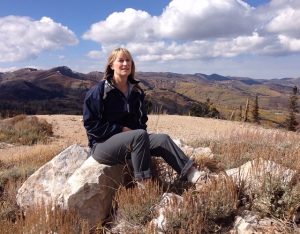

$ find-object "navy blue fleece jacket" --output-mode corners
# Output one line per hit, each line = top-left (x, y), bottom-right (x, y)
(83, 79), (148, 147)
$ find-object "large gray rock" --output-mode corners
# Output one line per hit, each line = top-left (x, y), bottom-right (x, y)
(226, 158), (296, 190)
(231, 212), (289, 233)
(16, 144), (126, 226)
(16, 144), (89, 208)
(173, 138), (214, 159)
(57, 156), (124, 225)
(150, 193), (183, 233)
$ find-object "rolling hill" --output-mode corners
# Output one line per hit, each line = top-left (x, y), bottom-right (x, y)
(0, 66), (299, 128)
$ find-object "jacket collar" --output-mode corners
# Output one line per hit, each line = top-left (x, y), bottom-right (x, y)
(103, 80), (140, 99)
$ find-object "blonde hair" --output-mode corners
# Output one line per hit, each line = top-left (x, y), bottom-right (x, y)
(103, 48), (138, 83)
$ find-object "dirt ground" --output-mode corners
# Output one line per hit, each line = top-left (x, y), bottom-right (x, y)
(0, 113), (287, 161)
(35, 114), (250, 146)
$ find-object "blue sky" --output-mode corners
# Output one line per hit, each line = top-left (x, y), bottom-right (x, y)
(0, 0), (299, 79)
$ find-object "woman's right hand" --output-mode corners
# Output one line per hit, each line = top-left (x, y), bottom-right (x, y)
(122, 127), (132, 132)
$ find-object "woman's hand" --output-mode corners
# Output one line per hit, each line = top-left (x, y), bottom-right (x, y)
(122, 127), (132, 132)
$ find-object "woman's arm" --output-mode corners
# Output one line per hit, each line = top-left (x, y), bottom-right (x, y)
(83, 84), (123, 141)
(139, 92), (148, 130)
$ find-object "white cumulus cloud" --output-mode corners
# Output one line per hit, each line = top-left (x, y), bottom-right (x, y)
(86, 50), (103, 59)
(0, 16), (78, 62)
(82, 8), (156, 43)
(278, 35), (300, 52)
(157, 0), (254, 40)
(266, 7), (300, 38)
(0, 66), (18, 72)
(83, 0), (300, 63)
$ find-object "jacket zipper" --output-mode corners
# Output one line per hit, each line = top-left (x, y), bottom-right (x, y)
(111, 82), (132, 113)
(116, 88), (130, 113)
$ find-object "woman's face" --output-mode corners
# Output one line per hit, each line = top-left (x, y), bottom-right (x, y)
(111, 52), (132, 79)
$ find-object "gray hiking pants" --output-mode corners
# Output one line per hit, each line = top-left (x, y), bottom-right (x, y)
(91, 129), (194, 180)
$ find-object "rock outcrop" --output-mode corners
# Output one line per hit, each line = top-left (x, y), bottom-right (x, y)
(17, 144), (125, 226)
(173, 138), (214, 159)
(16, 140), (299, 231)
(226, 158), (296, 191)
(231, 211), (290, 233)
(16, 144), (90, 208)
(57, 156), (124, 225)
(150, 193), (183, 232)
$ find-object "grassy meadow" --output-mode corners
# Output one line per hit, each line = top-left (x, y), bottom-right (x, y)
(0, 114), (299, 233)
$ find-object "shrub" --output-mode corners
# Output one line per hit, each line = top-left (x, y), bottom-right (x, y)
(195, 174), (238, 232)
(113, 180), (163, 230)
(0, 144), (64, 233)
(252, 172), (300, 220)
(0, 179), (23, 225)
(0, 165), (36, 188)
(190, 102), (220, 118)
(0, 115), (53, 145)
(155, 175), (237, 233)
(162, 192), (205, 233)
(151, 158), (191, 194)
(0, 205), (89, 234)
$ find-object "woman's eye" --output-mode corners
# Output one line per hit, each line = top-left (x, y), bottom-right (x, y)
(117, 59), (131, 63)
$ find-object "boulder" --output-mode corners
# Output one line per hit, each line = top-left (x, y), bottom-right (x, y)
(173, 138), (214, 159)
(16, 144), (89, 208)
(231, 211), (288, 233)
(192, 147), (214, 159)
(57, 156), (124, 225)
(17, 144), (125, 226)
(226, 158), (296, 190)
(150, 193), (183, 232)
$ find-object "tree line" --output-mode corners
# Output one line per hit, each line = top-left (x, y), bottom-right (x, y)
(230, 86), (299, 132)
(1, 86), (298, 131)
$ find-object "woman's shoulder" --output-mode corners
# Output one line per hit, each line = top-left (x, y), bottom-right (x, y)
(85, 80), (106, 100)
(131, 83), (145, 95)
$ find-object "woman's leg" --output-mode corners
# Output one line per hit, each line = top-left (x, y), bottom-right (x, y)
(91, 129), (152, 180)
(149, 133), (194, 180)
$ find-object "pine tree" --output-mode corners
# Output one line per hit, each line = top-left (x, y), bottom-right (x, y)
(229, 109), (235, 121)
(238, 105), (243, 121)
(252, 95), (260, 124)
(244, 98), (249, 122)
(285, 86), (298, 131)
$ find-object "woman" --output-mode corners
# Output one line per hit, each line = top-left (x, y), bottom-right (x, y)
(83, 48), (204, 184)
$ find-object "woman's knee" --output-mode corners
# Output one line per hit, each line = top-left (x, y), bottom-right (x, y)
(156, 133), (171, 144)
(132, 129), (148, 141)
(133, 129), (147, 136)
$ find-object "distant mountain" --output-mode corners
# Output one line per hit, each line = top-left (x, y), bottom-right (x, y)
(0, 66), (299, 127)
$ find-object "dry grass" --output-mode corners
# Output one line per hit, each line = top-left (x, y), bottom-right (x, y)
(161, 192), (206, 234)
(0, 204), (90, 234)
(113, 180), (163, 229)
(0, 114), (300, 233)
(0, 115), (53, 145)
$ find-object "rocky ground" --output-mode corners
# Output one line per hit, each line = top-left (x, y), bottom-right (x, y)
(1, 114), (300, 233)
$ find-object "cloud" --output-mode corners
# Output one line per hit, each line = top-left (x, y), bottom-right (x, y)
(82, 8), (156, 43)
(278, 35), (300, 52)
(210, 32), (265, 57)
(86, 50), (103, 59)
(124, 32), (264, 62)
(0, 16), (78, 62)
(84, 0), (255, 43)
(266, 7), (300, 38)
(83, 0), (300, 63)
(0, 66), (18, 72)
(157, 0), (255, 40)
